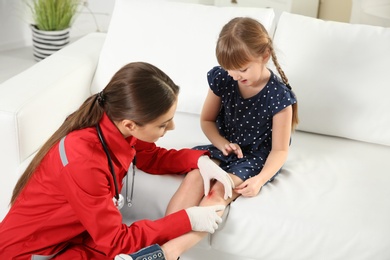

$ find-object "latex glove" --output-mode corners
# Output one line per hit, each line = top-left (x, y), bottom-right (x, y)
(198, 156), (234, 199)
(185, 205), (225, 233)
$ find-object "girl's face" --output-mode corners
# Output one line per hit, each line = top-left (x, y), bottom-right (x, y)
(133, 100), (177, 143)
(226, 53), (269, 88)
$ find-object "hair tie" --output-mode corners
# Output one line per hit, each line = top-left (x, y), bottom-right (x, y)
(97, 91), (105, 106)
(286, 83), (292, 90)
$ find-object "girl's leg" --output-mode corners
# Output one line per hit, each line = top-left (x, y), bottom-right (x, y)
(165, 169), (205, 215)
(162, 174), (243, 260)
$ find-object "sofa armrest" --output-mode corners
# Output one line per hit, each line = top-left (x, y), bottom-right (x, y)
(0, 32), (106, 220)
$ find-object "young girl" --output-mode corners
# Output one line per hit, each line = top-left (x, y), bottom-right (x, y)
(163, 17), (298, 258)
(0, 62), (227, 260)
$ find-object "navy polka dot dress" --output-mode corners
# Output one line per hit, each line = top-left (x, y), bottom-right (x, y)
(194, 66), (297, 181)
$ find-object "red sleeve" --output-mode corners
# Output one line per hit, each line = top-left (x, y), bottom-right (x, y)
(122, 209), (191, 253)
(60, 159), (192, 257)
(134, 140), (209, 175)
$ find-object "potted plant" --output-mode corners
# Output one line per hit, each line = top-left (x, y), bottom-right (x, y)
(27, 0), (81, 61)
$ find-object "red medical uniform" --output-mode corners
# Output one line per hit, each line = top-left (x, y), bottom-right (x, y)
(0, 113), (207, 259)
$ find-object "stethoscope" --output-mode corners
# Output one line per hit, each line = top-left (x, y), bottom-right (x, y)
(96, 124), (135, 209)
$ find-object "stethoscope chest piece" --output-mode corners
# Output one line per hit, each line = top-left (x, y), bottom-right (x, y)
(113, 194), (125, 210)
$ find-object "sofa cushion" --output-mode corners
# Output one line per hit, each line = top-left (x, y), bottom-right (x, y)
(91, 0), (275, 115)
(212, 130), (390, 259)
(272, 12), (390, 146)
(120, 111), (390, 259)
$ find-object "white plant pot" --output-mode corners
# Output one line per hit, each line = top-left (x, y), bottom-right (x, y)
(31, 25), (70, 61)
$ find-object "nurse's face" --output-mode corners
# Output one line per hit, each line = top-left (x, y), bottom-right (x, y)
(131, 100), (177, 143)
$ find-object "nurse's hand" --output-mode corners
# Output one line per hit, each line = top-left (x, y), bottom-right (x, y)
(198, 156), (234, 200)
(185, 205), (225, 233)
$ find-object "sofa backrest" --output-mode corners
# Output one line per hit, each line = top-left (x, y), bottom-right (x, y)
(91, 0), (276, 115)
(272, 12), (390, 146)
(0, 34), (105, 220)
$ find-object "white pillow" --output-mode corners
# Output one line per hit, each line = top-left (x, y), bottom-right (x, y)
(91, 0), (275, 115)
(272, 12), (390, 146)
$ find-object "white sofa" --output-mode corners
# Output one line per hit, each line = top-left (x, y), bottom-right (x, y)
(1, 0), (390, 259)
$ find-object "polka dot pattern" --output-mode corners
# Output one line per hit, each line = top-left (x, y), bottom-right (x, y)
(195, 66), (297, 180)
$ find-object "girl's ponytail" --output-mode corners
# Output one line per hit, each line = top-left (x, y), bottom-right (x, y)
(269, 44), (299, 130)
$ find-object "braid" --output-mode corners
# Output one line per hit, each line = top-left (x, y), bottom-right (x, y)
(269, 39), (298, 129)
(269, 43), (290, 88)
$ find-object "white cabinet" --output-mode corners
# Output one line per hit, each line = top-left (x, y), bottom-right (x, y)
(214, 0), (320, 18)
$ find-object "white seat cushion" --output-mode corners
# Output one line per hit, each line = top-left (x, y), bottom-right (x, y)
(121, 111), (390, 259)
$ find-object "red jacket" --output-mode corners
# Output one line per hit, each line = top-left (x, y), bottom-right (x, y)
(0, 113), (206, 259)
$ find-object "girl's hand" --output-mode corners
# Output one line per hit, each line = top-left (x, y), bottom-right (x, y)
(221, 143), (243, 158)
(234, 177), (263, 197)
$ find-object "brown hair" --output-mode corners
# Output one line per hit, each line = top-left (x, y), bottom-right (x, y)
(10, 62), (179, 205)
(216, 17), (298, 129)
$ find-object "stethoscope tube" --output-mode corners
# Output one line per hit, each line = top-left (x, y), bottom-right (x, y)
(96, 124), (121, 200)
(96, 123), (135, 209)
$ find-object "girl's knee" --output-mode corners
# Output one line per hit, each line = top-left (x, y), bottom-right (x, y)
(201, 174), (243, 206)
(172, 170), (202, 192)
(201, 184), (227, 205)
(182, 169), (202, 186)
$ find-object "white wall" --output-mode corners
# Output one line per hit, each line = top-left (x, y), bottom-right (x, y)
(0, 0), (115, 52)
(0, 0), (31, 51)
(71, 0), (114, 38)
(214, 0), (320, 18)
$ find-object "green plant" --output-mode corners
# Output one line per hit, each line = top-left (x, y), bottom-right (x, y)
(28, 0), (80, 31)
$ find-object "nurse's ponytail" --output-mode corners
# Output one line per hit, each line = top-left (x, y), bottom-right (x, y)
(10, 93), (105, 205)
(11, 62), (179, 205)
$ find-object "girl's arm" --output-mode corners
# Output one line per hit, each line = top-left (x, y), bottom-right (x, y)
(200, 89), (242, 157)
(200, 89), (223, 145)
(235, 106), (293, 197)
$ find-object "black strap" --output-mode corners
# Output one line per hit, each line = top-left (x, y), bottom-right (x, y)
(96, 124), (120, 200)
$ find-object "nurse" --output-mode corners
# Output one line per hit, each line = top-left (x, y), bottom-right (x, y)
(0, 62), (232, 260)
